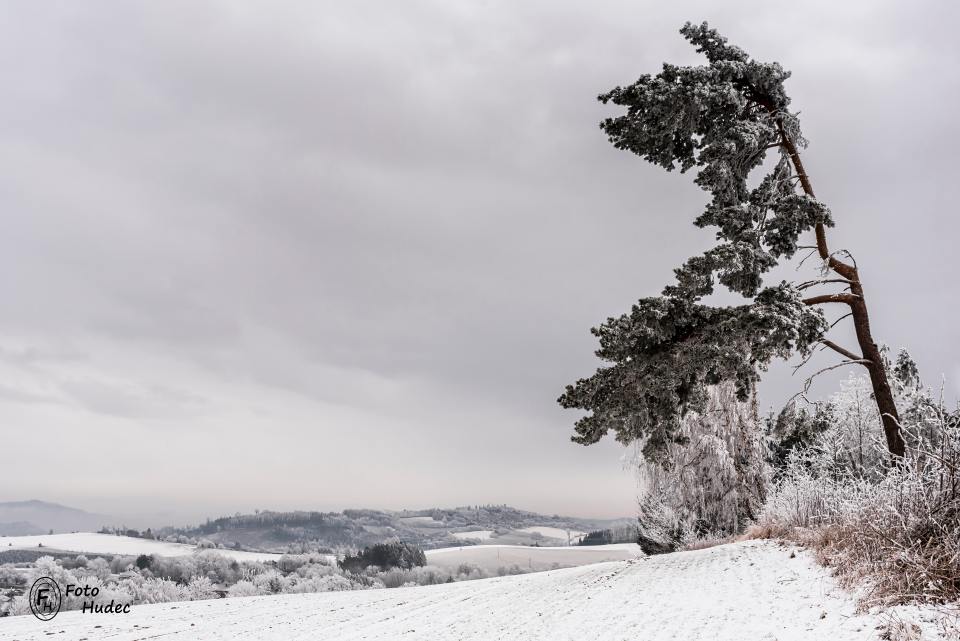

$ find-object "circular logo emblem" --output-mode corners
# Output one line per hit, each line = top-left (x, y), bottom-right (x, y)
(29, 577), (62, 621)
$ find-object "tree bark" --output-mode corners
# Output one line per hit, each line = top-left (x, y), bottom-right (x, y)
(776, 122), (905, 459)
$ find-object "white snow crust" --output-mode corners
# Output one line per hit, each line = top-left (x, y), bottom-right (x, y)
(4, 540), (939, 640)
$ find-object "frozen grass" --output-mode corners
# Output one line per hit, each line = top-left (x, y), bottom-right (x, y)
(754, 388), (960, 608)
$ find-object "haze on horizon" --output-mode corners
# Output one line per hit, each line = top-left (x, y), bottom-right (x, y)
(2, 0), (958, 526)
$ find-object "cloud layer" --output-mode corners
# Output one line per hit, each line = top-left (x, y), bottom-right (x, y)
(1, 0), (957, 524)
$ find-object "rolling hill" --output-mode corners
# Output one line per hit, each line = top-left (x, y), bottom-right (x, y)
(160, 505), (632, 552)
(0, 500), (108, 535)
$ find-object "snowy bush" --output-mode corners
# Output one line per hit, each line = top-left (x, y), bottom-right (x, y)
(227, 580), (259, 597)
(0, 565), (25, 586)
(286, 574), (354, 593)
(186, 576), (218, 600)
(122, 576), (189, 604)
(758, 362), (960, 606)
(252, 569), (288, 594)
(87, 557), (111, 581)
(6, 595), (31, 617)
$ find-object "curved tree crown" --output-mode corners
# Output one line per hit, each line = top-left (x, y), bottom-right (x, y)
(559, 23), (835, 459)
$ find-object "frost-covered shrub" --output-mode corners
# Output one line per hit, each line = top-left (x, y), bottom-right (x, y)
(295, 560), (336, 580)
(454, 563), (486, 581)
(61, 554), (89, 570)
(85, 576), (135, 607)
(378, 568), (408, 589)
(286, 574), (354, 593)
(6, 595), (31, 617)
(186, 576), (218, 600)
(193, 550), (241, 584)
(86, 557), (111, 581)
(121, 576), (189, 604)
(252, 569), (288, 594)
(227, 580), (259, 597)
(269, 552), (329, 573)
(496, 564), (526, 577)
(0, 564), (26, 586)
(374, 562), (502, 588)
(109, 555), (135, 574)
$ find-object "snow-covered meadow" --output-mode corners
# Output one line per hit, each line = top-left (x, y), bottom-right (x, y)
(449, 530), (494, 541)
(425, 542), (639, 571)
(0, 533), (285, 563)
(518, 526), (587, 542)
(3, 540), (952, 641)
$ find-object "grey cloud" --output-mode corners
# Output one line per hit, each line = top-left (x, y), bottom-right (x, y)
(0, 383), (63, 406)
(56, 377), (209, 420)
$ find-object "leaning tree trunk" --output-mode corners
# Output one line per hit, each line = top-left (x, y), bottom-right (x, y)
(847, 286), (905, 458)
(776, 123), (905, 459)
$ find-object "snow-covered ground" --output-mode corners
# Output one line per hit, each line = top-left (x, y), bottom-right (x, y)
(517, 526), (586, 542)
(425, 543), (640, 571)
(397, 516), (440, 525)
(0, 533), (283, 563)
(6, 540), (950, 640)
(449, 529), (494, 541)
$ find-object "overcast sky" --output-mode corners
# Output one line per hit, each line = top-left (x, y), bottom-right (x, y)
(1, 0), (957, 526)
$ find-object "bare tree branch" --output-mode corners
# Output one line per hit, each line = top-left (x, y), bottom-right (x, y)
(797, 278), (858, 291)
(803, 293), (859, 306)
(820, 339), (864, 362)
(786, 359), (873, 407)
(829, 312), (852, 329)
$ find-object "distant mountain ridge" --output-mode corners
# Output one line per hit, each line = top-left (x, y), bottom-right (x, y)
(0, 500), (109, 535)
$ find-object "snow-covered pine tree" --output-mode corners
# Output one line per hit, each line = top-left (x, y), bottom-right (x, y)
(559, 22), (905, 461)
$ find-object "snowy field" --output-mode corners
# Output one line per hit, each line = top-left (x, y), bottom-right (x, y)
(5, 540), (944, 641)
(0, 533), (283, 563)
(397, 516), (440, 525)
(449, 529), (494, 541)
(517, 526), (586, 542)
(425, 543), (640, 571)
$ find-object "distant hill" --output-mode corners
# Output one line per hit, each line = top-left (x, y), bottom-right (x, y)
(0, 520), (45, 536)
(0, 500), (109, 535)
(160, 505), (634, 553)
